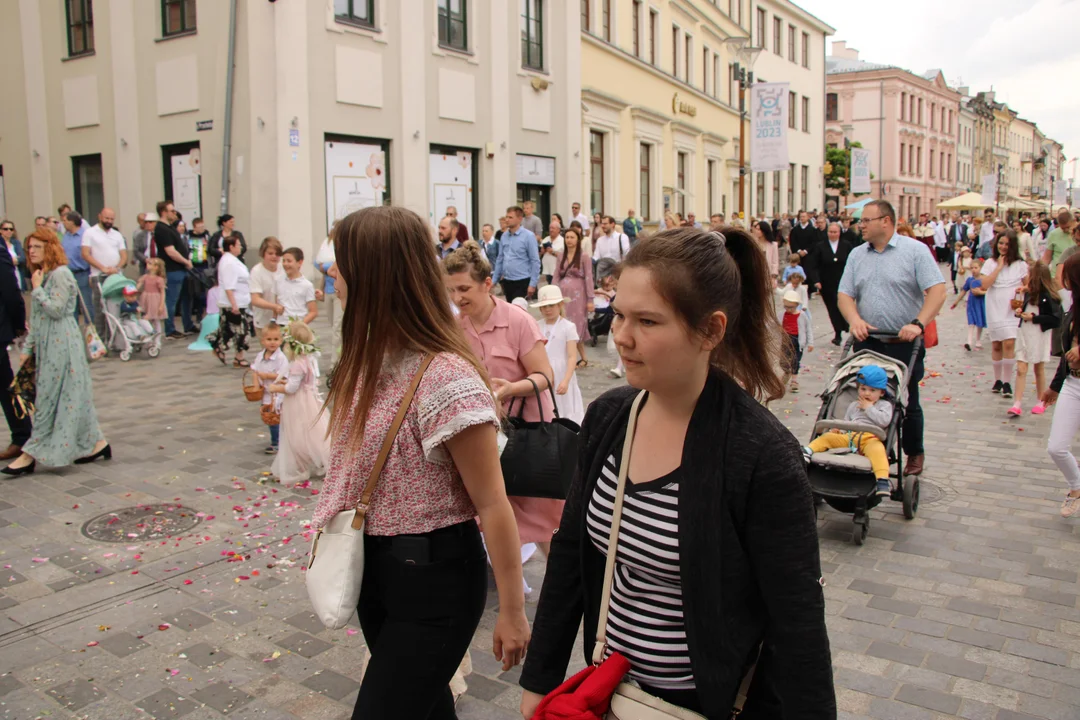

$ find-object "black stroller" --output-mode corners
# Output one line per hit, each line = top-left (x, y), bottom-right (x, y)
(805, 334), (923, 545)
(588, 257), (619, 346)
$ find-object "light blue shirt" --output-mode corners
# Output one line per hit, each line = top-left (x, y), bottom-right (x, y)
(492, 226), (540, 287)
(837, 232), (944, 333)
(62, 227), (90, 272)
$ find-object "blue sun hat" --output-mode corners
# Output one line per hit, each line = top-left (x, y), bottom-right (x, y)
(856, 365), (888, 390)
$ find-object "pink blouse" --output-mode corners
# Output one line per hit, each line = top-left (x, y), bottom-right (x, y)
(459, 296), (554, 422)
(312, 351), (499, 535)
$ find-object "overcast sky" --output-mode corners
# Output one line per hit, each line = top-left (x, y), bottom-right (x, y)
(799, 0), (1079, 183)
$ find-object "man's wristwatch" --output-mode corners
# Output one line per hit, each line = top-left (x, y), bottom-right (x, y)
(911, 319), (925, 332)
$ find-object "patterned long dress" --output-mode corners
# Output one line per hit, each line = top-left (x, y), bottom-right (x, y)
(22, 266), (104, 466)
(555, 252), (595, 343)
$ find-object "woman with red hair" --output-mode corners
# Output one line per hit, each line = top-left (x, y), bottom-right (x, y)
(2, 230), (110, 476)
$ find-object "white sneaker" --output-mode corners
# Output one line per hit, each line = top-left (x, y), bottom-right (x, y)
(1062, 495), (1080, 518)
(609, 367), (624, 378)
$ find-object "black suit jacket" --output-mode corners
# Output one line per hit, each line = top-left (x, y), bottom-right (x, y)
(807, 238), (853, 291)
(520, 373), (834, 718)
(0, 249), (26, 347)
(788, 223), (818, 256)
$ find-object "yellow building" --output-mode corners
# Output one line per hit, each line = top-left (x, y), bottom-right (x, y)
(578, 0), (832, 226)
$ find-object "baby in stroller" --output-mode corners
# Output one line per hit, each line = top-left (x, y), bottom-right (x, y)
(119, 287), (161, 350)
(803, 365), (893, 498)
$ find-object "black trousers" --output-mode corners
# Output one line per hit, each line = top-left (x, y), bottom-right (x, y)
(500, 278), (530, 304)
(353, 521), (488, 720)
(0, 351), (32, 447)
(819, 285), (849, 339)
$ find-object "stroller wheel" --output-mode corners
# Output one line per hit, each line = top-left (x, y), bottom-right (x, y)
(902, 474), (920, 519)
(147, 345), (161, 359)
(119, 350), (132, 362)
(853, 519), (869, 545)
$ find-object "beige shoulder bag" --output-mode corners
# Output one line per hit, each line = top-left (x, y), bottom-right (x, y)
(306, 354), (434, 629)
(599, 390), (757, 720)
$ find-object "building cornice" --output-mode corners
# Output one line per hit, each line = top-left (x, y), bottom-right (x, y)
(582, 88), (630, 115)
(755, 0), (837, 34)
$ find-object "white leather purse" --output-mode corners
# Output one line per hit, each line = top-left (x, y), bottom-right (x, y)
(306, 355), (434, 630)
(599, 391), (757, 720)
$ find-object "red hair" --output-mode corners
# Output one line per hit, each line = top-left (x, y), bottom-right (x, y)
(25, 229), (68, 273)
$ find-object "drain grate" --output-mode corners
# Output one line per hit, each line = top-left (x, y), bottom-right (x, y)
(81, 504), (203, 543)
(917, 479), (948, 506)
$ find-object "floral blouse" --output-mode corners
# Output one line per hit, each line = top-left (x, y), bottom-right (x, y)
(312, 351), (500, 535)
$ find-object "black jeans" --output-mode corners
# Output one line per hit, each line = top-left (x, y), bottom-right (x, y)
(500, 278), (530, 304)
(819, 285), (849, 339)
(0, 352), (32, 447)
(354, 520), (488, 720)
(855, 338), (925, 456)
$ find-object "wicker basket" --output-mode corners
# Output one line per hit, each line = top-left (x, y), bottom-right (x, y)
(260, 404), (281, 426)
(242, 370), (264, 402)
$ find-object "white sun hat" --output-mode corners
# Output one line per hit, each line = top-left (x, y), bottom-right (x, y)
(531, 285), (569, 308)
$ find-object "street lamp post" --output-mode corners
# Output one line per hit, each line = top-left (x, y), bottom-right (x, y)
(731, 44), (761, 220)
(995, 163), (1003, 219)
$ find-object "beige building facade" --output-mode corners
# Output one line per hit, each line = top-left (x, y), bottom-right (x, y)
(0, 0), (581, 262)
(578, 0), (831, 226)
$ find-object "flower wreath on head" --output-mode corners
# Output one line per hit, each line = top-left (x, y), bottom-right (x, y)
(282, 320), (320, 357)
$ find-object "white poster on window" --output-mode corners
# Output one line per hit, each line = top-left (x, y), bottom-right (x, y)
(429, 151), (473, 235)
(980, 173), (998, 206)
(170, 150), (202, 223)
(324, 139), (387, 232)
(1054, 181), (1068, 207)
(750, 82), (790, 173)
(851, 148), (871, 194)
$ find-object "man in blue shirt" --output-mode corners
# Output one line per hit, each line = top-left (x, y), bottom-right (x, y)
(838, 199), (945, 478)
(492, 206), (540, 303)
(61, 211), (94, 321)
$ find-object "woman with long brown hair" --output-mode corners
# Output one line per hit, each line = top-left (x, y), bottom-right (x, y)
(443, 243), (564, 556)
(980, 230), (1028, 398)
(519, 227), (833, 718)
(555, 226), (594, 367)
(312, 206), (529, 719)
(3, 230), (110, 476)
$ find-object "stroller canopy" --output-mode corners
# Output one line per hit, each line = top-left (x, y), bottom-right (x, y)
(824, 350), (911, 409)
(101, 274), (137, 299)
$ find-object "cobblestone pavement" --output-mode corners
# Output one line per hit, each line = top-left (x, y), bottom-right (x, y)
(2, 280), (1079, 720)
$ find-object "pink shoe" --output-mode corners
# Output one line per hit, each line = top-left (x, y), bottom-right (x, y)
(1031, 403), (1046, 415)
(1007, 404), (1022, 417)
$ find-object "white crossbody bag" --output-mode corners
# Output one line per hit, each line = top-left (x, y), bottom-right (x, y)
(599, 390), (757, 720)
(306, 354), (434, 629)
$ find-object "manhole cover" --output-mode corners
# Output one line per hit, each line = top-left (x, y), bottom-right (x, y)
(918, 479), (948, 506)
(82, 504), (203, 543)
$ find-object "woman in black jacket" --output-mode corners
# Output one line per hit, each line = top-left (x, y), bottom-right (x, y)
(519, 227), (834, 719)
(1010, 261), (1061, 416)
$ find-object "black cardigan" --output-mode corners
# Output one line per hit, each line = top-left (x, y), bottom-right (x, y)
(519, 372), (835, 719)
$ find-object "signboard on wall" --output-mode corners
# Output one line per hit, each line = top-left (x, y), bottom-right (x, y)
(169, 148), (202, 223)
(430, 150), (474, 233)
(750, 82), (790, 173)
(323, 137), (388, 232)
(980, 173), (998, 206)
(515, 154), (555, 186)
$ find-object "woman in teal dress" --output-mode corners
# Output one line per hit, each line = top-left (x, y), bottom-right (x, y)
(3, 230), (111, 476)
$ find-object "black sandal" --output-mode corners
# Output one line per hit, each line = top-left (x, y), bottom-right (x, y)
(214, 347), (227, 365)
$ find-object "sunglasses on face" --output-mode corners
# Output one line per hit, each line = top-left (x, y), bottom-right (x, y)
(0, 227), (13, 232)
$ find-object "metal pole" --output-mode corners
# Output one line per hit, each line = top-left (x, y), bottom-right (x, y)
(878, 80), (884, 199)
(219, 0), (238, 215)
(995, 163), (1002, 219)
(737, 64), (746, 219)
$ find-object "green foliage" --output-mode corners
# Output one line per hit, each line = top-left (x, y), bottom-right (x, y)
(824, 142), (871, 196)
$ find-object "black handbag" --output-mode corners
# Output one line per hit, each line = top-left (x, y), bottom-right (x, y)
(500, 377), (581, 499)
(1052, 308), (1072, 359)
(10, 354), (36, 419)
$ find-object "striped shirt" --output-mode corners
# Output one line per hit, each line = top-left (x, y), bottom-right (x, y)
(586, 451), (692, 690)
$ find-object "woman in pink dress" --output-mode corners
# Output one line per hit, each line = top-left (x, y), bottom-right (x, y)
(555, 226), (595, 368)
(444, 241), (563, 554)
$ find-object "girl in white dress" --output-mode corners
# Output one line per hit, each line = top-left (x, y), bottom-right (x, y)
(268, 321), (330, 483)
(531, 285), (585, 424)
(979, 231), (1030, 399)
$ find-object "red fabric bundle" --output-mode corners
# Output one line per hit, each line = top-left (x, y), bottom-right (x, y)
(531, 653), (632, 720)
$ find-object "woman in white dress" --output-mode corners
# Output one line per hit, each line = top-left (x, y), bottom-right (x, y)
(980, 230), (1029, 398)
(532, 286), (585, 424)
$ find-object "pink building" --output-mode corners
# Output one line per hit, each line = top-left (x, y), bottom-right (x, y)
(825, 42), (961, 221)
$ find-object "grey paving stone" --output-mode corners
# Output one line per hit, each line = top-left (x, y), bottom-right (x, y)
(49, 551), (92, 569)
(46, 678), (104, 710)
(869, 596), (920, 617)
(0, 571), (27, 588)
(867, 697), (935, 720)
(924, 653), (987, 681)
(0, 501), (13, 511)
(1004, 639), (1070, 666)
(842, 604), (896, 627)
(182, 642), (231, 669)
(276, 632), (333, 658)
(251, 576), (283, 591)
(0, 674), (23, 697)
(866, 641), (925, 668)
(68, 561), (115, 581)
(66, 486), (94, 497)
(462, 673), (511, 702)
(0, 595), (17, 611)
(284, 611), (325, 635)
(191, 682), (254, 715)
(164, 609), (213, 631)
(848, 579), (898, 598)
(300, 670), (361, 701)
(80, 478), (110, 488)
(947, 627), (1008, 652)
(208, 605), (258, 627)
(135, 687), (201, 718)
(947, 598), (1002, 620)
(1022, 587), (1077, 609)
(98, 632), (150, 658)
(895, 684), (962, 715)
(834, 667), (897, 698)
(47, 575), (87, 592)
